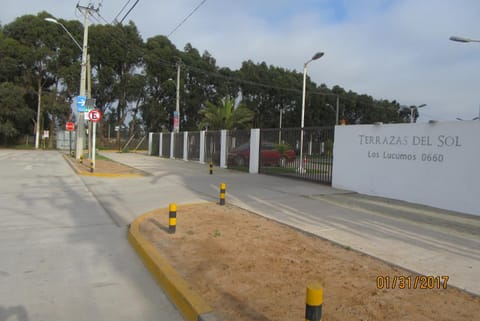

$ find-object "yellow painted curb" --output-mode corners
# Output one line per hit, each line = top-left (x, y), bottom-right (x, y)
(79, 172), (144, 178)
(128, 208), (213, 321)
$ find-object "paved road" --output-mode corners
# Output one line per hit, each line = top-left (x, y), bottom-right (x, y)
(94, 152), (480, 296)
(0, 150), (183, 321)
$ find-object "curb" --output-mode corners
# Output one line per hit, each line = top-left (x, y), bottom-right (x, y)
(63, 154), (145, 178)
(128, 209), (218, 321)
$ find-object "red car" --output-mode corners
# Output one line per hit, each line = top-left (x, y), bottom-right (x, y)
(228, 142), (296, 167)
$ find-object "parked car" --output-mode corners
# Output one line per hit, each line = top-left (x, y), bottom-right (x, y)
(228, 142), (296, 167)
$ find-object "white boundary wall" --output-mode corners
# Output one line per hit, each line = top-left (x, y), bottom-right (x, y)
(332, 121), (480, 216)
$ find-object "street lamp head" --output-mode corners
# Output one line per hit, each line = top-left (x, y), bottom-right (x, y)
(418, 104), (427, 108)
(449, 36), (471, 43)
(45, 17), (59, 24)
(312, 52), (324, 60)
(450, 35), (480, 43)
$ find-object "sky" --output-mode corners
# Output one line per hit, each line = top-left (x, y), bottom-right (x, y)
(2, 0), (480, 122)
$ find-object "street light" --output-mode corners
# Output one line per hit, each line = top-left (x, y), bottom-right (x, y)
(449, 35), (480, 43)
(46, 15), (89, 160)
(45, 18), (82, 50)
(450, 36), (480, 121)
(36, 17), (81, 150)
(299, 52), (324, 172)
(410, 103), (426, 123)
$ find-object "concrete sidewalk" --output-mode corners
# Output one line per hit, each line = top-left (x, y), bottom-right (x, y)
(0, 150), (183, 321)
(92, 152), (480, 296)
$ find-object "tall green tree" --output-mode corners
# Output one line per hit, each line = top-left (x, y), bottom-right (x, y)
(141, 35), (179, 132)
(0, 83), (33, 144)
(89, 21), (144, 143)
(2, 12), (74, 143)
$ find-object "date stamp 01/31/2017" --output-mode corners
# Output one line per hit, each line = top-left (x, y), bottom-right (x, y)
(376, 275), (449, 290)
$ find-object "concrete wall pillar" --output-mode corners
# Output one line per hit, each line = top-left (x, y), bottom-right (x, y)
(159, 133), (163, 157)
(183, 132), (188, 161)
(170, 133), (175, 159)
(249, 128), (260, 174)
(220, 130), (227, 168)
(148, 132), (153, 155)
(199, 130), (206, 164)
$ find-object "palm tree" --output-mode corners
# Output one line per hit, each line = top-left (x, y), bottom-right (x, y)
(199, 96), (254, 130)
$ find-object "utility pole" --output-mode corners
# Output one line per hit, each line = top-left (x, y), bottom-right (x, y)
(335, 95), (339, 125)
(75, 3), (99, 160)
(174, 61), (181, 132)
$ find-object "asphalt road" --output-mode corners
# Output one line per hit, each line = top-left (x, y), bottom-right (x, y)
(0, 150), (183, 321)
(95, 151), (480, 296)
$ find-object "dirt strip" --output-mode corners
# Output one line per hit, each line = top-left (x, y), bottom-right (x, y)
(140, 203), (479, 321)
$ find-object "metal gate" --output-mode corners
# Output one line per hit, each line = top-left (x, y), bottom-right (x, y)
(173, 133), (184, 159)
(187, 132), (201, 161)
(259, 127), (334, 184)
(161, 133), (171, 158)
(227, 129), (251, 171)
(205, 131), (221, 165)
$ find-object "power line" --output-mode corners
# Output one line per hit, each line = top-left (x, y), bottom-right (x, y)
(152, 58), (381, 106)
(94, 11), (110, 24)
(168, 0), (207, 38)
(114, 0), (133, 22)
(119, 0), (140, 24)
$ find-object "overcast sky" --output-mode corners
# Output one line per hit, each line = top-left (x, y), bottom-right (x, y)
(2, 0), (480, 122)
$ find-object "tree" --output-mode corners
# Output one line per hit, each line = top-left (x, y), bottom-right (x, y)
(0, 83), (33, 144)
(199, 96), (254, 130)
(141, 35), (179, 132)
(3, 12), (72, 145)
(89, 21), (144, 143)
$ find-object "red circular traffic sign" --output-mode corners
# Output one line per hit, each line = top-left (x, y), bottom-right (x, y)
(88, 109), (102, 123)
(66, 122), (75, 131)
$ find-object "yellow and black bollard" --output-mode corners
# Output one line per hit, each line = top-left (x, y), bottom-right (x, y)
(219, 183), (226, 205)
(305, 283), (323, 321)
(90, 160), (94, 173)
(168, 203), (177, 234)
(80, 155), (83, 164)
(209, 160), (213, 175)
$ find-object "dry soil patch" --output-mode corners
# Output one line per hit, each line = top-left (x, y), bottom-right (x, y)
(140, 203), (479, 321)
(64, 153), (145, 175)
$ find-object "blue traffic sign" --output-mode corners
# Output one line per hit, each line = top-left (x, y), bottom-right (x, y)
(76, 96), (86, 112)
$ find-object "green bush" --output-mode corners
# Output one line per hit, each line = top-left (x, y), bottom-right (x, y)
(275, 143), (291, 155)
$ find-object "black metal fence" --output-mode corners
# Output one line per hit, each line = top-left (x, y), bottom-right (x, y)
(151, 133), (160, 155)
(187, 132), (201, 161)
(173, 133), (184, 159)
(205, 131), (221, 165)
(226, 129), (251, 171)
(259, 127), (334, 184)
(161, 133), (171, 158)
(149, 127), (335, 185)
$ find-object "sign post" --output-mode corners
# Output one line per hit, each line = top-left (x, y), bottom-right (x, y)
(173, 111), (179, 133)
(66, 122), (75, 156)
(85, 98), (96, 161)
(87, 109), (102, 172)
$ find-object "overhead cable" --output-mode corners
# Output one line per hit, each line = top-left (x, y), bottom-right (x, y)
(167, 0), (207, 38)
